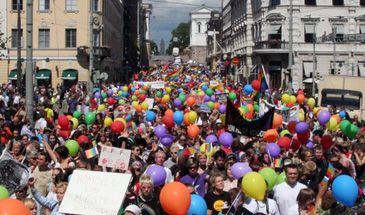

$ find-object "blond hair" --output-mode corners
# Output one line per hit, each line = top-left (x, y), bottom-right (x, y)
(139, 174), (154, 186)
(56, 182), (68, 190)
(23, 198), (36, 209)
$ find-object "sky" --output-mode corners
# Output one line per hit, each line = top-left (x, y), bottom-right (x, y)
(146, 0), (221, 50)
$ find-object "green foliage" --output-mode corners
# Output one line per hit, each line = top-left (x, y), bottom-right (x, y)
(166, 22), (190, 55)
(150, 40), (159, 55)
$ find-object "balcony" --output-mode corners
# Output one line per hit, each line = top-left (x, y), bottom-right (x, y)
(253, 40), (289, 53)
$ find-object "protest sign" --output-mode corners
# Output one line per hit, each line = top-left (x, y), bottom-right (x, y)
(59, 170), (132, 215)
(215, 93), (228, 103)
(199, 103), (211, 113)
(98, 146), (131, 170)
(145, 98), (155, 109)
(134, 81), (165, 89)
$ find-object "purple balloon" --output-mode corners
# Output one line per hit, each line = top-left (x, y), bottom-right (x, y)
(94, 92), (100, 99)
(145, 164), (166, 186)
(210, 95), (216, 102)
(219, 132), (234, 148)
(107, 89), (113, 97)
(231, 162), (252, 179)
(295, 122), (309, 134)
(266, 143), (281, 158)
(160, 134), (174, 147)
(218, 104), (226, 113)
(306, 141), (314, 149)
(203, 95), (210, 102)
(174, 98), (182, 107)
(205, 134), (218, 144)
(318, 110), (331, 126)
(154, 125), (167, 138)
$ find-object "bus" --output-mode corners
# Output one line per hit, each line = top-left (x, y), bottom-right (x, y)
(317, 75), (365, 121)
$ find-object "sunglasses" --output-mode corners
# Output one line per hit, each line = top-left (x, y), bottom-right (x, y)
(170, 151), (178, 155)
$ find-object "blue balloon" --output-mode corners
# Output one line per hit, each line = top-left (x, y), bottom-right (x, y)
(187, 194), (207, 215)
(146, 111), (156, 122)
(173, 111), (184, 125)
(122, 92), (129, 97)
(131, 87), (136, 93)
(202, 85), (208, 92)
(243, 84), (254, 95)
(332, 175), (358, 207)
(339, 111), (346, 119)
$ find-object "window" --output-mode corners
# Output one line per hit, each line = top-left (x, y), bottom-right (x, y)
(333, 24), (344, 42)
(11, 29), (23, 48)
(39, 0), (50, 11)
(93, 29), (100, 47)
(65, 29), (76, 48)
(360, 25), (365, 34)
(39, 29), (50, 48)
(12, 0), (23, 10)
(305, 0), (316, 5)
(92, 0), (99, 11)
(304, 24), (316, 43)
(197, 22), (202, 33)
(270, 0), (280, 7)
(268, 25), (281, 40)
(333, 0), (344, 6)
(361, 0), (365, 6)
(66, 0), (77, 11)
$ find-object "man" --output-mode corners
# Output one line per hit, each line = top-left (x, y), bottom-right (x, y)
(209, 149), (227, 177)
(32, 152), (53, 196)
(273, 164), (307, 215)
(154, 150), (173, 184)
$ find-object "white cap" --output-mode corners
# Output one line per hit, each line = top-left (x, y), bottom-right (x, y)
(124, 204), (141, 215)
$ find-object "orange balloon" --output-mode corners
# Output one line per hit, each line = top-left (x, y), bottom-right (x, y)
(0, 199), (31, 215)
(165, 109), (174, 117)
(214, 102), (220, 109)
(160, 182), (191, 215)
(135, 90), (140, 96)
(263, 129), (279, 142)
(186, 97), (196, 107)
(272, 113), (283, 129)
(184, 113), (191, 125)
(246, 104), (254, 113)
(135, 104), (142, 113)
(297, 94), (305, 104)
(67, 115), (73, 120)
(334, 114), (341, 124)
(187, 125), (200, 138)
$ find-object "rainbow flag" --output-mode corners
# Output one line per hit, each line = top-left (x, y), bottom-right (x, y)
(320, 176), (329, 187)
(202, 143), (213, 153)
(183, 147), (197, 157)
(326, 163), (335, 179)
(85, 146), (98, 159)
(258, 65), (269, 93)
(274, 158), (283, 168)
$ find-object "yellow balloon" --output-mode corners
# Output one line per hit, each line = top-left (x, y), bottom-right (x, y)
(123, 86), (128, 92)
(97, 104), (106, 112)
(241, 172), (267, 201)
(161, 95), (170, 103)
(188, 111), (198, 124)
(141, 102), (149, 110)
(281, 94), (290, 104)
(299, 113), (305, 121)
(132, 101), (139, 108)
(70, 118), (79, 129)
(307, 98), (316, 108)
(46, 108), (54, 119)
(165, 87), (172, 93)
(220, 114), (226, 125)
(327, 117), (338, 131)
(239, 107), (246, 115)
(290, 95), (296, 104)
(104, 117), (113, 127)
(198, 91), (205, 96)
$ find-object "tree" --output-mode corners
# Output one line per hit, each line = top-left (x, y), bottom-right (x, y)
(0, 30), (6, 59)
(150, 40), (159, 55)
(166, 22), (190, 55)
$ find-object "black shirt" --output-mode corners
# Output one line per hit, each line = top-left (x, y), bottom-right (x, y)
(204, 191), (229, 215)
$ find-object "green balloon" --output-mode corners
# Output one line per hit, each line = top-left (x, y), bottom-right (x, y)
(156, 91), (162, 98)
(206, 88), (214, 96)
(276, 172), (286, 185)
(118, 99), (125, 105)
(118, 91), (123, 96)
(85, 112), (96, 125)
(139, 89), (146, 94)
(254, 104), (260, 113)
(131, 95), (138, 101)
(73, 111), (81, 119)
(101, 92), (107, 99)
(65, 140), (80, 157)
(280, 129), (291, 137)
(242, 106), (249, 113)
(179, 93), (186, 103)
(0, 185), (9, 199)
(340, 120), (351, 133)
(345, 124), (359, 139)
(259, 168), (277, 190)
(228, 92), (236, 101)
(207, 101), (214, 110)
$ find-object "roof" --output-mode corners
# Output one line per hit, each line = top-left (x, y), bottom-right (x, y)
(190, 4), (214, 14)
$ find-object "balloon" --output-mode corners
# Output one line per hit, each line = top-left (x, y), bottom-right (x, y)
(69, 118), (78, 129)
(187, 125), (200, 138)
(58, 115), (69, 130)
(345, 124), (359, 139)
(104, 117), (113, 127)
(184, 113), (191, 126)
(161, 95), (170, 104)
(94, 92), (101, 98)
(135, 104), (142, 113)
(107, 89), (113, 96)
(327, 117), (338, 131)
(266, 143), (281, 158)
(173, 111), (184, 125)
(146, 164), (166, 187)
(297, 131), (310, 144)
(298, 112), (305, 121)
(339, 111), (346, 119)
(297, 94), (305, 104)
(165, 109), (174, 117)
(295, 122), (308, 134)
(141, 102), (149, 110)
(206, 88), (214, 96)
(276, 172), (286, 185)
(287, 121), (297, 134)
(281, 94), (290, 104)
(219, 132), (234, 148)
(306, 141), (314, 149)
(243, 84), (253, 95)
(65, 140), (80, 157)
(59, 129), (71, 139)
(259, 168), (277, 190)
(146, 111), (156, 122)
(228, 92), (236, 101)
(307, 98), (316, 108)
(76, 135), (89, 145)
(162, 115), (175, 128)
(263, 129), (279, 142)
(186, 97), (196, 106)
(246, 104), (254, 113)
(332, 175), (359, 207)
(0, 198), (31, 215)
(156, 91), (162, 98)
(320, 135), (332, 150)
(0, 185), (9, 199)
(205, 134), (218, 144)
(160, 182), (191, 215)
(272, 113), (283, 129)
(101, 92), (107, 99)
(252, 80), (260, 91)
(85, 112), (96, 125)
(318, 110), (331, 125)
(280, 129), (291, 137)
(340, 120), (351, 133)
(154, 125), (167, 138)
(97, 104), (106, 112)
(290, 95), (296, 104)
(277, 136), (291, 149)
(110, 121), (125, 134)
(188, 111), (198, 124)
(179, 93), (186, 103)
(201, 85), (208, 92)
(187, 194), (207, 215)
(160, 134), (174, 147)
(231, 162), (252, 179)
(173, 98), (182, 107)
(241, 172), (267, 201)
(291, 137), (302, 152)
(73, 111), (81, 119)
(218, 104), (226, 113)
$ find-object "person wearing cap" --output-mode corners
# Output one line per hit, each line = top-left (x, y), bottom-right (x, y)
(124, 204), (141, 215)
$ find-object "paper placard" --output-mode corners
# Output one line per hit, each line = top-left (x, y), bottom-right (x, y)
(59, 170), (132, 215)
(216, 93), (228, 103)
(98, 146), (131, 170)
(145, 98), (155, 109)
(134, 81), (165, 89)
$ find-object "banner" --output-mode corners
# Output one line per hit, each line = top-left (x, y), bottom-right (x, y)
(134, 81), (165, 89)
(59, 170), (132, 215)
(98, 146), (131, 170)
(226, 100), (275, 136)
(215, 93), (228, 103)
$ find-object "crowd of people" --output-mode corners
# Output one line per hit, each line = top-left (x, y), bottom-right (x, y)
(0, 63), (364, 215)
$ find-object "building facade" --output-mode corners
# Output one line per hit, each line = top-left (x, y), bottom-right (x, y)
(0, 2), (6, 60)
(1, 0), (124, 88)
(227, 0), (365, 92)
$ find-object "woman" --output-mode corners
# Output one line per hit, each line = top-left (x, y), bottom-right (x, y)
(223, 163), (238, 192)
(11, 141), (25, 163)
(130, 145), (144, 166)
(197, 153), (208, 175)
(288, 188), (316, 215)
(23, 198), (37, 215)
(204, 173), (229, 215)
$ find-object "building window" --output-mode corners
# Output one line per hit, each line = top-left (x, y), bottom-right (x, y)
(197, 22), (202, 33)
(11, 29), (23, 48)
(12, 0), (23, 10)
(304, 24), (316, 43)
(360, 24), (365, 34)
(268, 25), (281, 40)
(269, 0), (280, 7)
(65, 29), (76, 48)
(39, 0), (50, 11)
(333, 24), (344, 42)
(361, 0), (365, 6)
(66, 0), (77, 11)
(93, 29), (100, 47)
(305, 0), (316, 5)
(39, 29), (50, 48)
(333, 0), (344, 6)
(92, 0), (99, 11)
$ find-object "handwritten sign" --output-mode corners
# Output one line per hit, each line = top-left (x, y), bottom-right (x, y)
(98, 146), (131, 170)
(59, 170), (132, 215)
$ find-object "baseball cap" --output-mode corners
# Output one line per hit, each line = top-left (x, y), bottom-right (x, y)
(124, 204), (141, 215)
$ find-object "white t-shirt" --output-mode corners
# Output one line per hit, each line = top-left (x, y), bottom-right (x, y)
(288, 204), (300, 215)
(243, 198), (280, 215)
(273, 182), (307, 215)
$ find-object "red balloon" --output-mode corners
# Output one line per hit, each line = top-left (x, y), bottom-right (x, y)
(245, 112), (253, 120)
(321, 135), (332, 150)
(58, 115), (69, 130)
(286, 103), (294, 108)
(291, 137), (301, 152)
(297, 131), (310, 144)
(0, 198), (31, 215)
(111, 121), (125, 134)
(162, 115), (175, 128)
(139, 94), (146, 102)
(107, 97), (116, 106)
(278, 136), (291, 149)
(297, 90), (305, 95)
(77, 135), (89, 145)
(252, 80), (261, 91)
(287, 121), (297, 134)
(59, 129), (71, 139)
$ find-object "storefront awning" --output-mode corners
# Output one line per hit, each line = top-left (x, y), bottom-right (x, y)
(8, 69), (18, 80)
(35, 69), (51, 80)
(62, 69), (78, 80)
